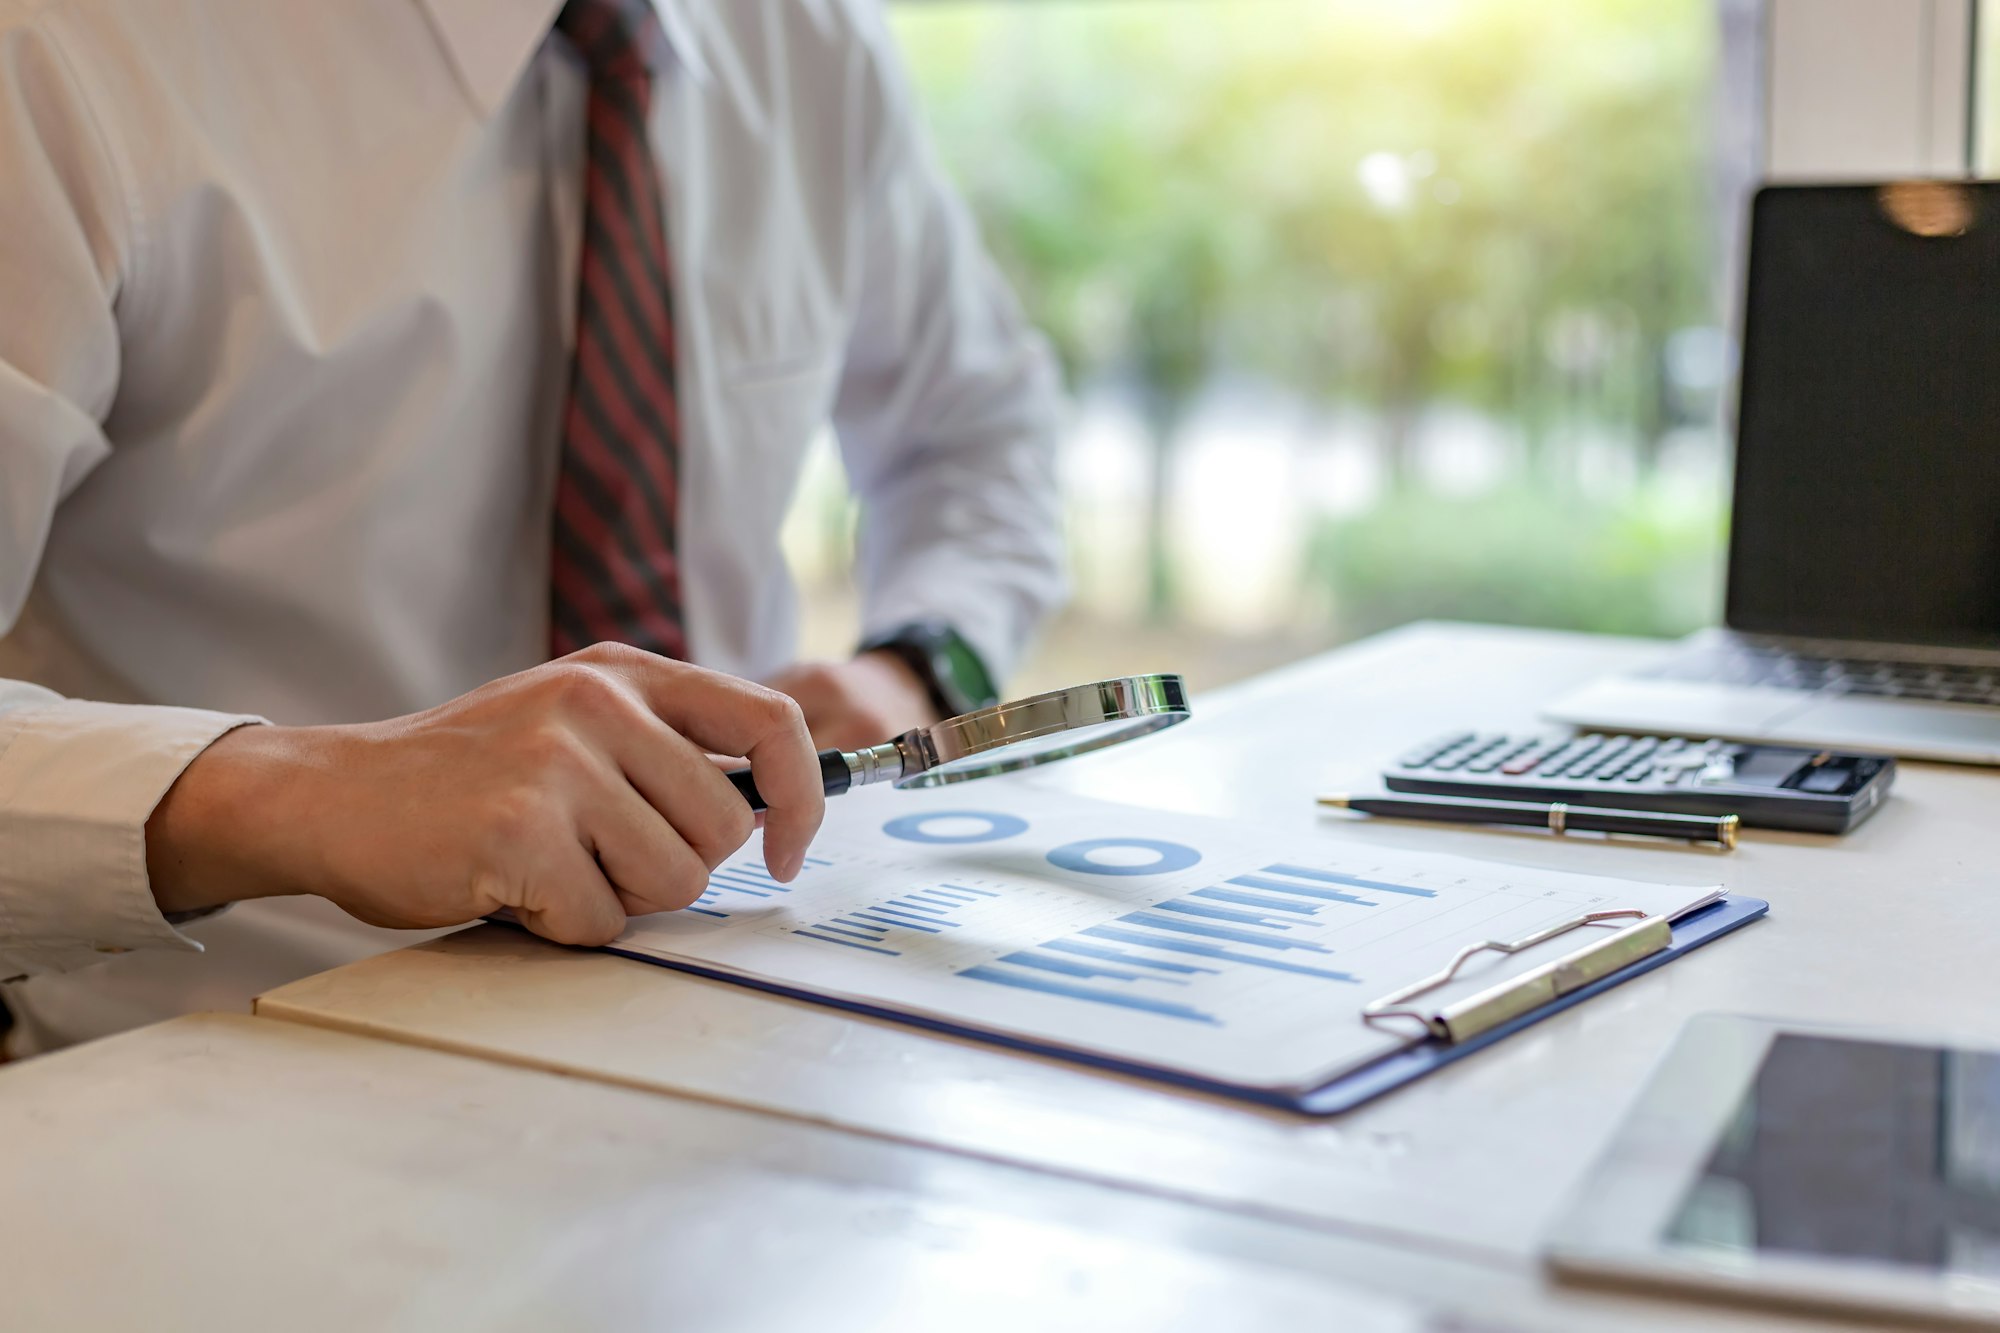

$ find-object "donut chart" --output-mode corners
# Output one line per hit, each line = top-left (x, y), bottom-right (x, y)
(1045, 837), (1202, 876)
(881, 810), (1031, 845)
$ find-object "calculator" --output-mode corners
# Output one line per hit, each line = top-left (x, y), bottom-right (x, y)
(1384, 732), (1895, 834)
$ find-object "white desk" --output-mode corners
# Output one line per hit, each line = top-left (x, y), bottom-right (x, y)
(256, 622), (1996, 1325)
(0, 1013), (1467, 1332)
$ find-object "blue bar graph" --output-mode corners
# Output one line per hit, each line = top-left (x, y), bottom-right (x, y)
(689, 850), (837, 920)
(1041, 939), (1219, 976)
(1083, 925), (1359, 982)
(698, 842), (1411, 1036)
(1262, 863), (1437, 898)
(998, 950), (1170, 984)
(851, 911), (940, 933)
(707, 877), (775, 897)
(793, 880), (995, 959)
(1151, 899), (1299, 930)
(871, 904), (960, 928)
(1118, 910), (1333, 953)
(1192, 886), (1320, 914)
(1228, 873), (1375, 907)
(818, 922), (886, 943)
(960, 965), (1219, 1024)
(793, 930), (899, 956)
(705, 858), (795, 904)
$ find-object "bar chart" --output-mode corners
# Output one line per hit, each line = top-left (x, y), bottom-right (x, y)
(793, 883), (1000, 956)
(689, 854), (832, 918)
(957, 862), (1375, 1024)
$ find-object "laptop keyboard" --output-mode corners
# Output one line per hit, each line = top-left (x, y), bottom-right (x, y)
(1643, 642), (2000, 706)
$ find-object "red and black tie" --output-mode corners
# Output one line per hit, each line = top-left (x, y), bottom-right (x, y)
(547, 0), (689, 660)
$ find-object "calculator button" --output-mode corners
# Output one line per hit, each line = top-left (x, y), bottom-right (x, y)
(1400, 732), (1476, 768)
(1623, 764), (1655, 782)
(1569, 740), (1631, 778)
(1547, 742), (1602, 774)
(1446, 735), (1507, 768)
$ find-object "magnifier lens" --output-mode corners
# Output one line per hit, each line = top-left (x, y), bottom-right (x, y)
(899, 712), (1182, 787)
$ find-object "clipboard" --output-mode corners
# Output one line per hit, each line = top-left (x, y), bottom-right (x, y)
(588, 894), (1768, 1117)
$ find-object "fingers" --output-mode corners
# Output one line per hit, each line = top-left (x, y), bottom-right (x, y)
(580, 769), (716, 915)
(598, 709), (754, 872)
(573, 645), (825, 880)
(509, 842), (628, 947)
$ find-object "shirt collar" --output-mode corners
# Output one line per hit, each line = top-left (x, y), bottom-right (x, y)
(418, 0), (707, 117)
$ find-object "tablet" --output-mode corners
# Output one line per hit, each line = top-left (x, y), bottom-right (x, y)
(1545, 1015), (2000, 1328)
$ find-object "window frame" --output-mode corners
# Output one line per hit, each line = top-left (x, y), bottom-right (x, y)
(1764, 0), (1975, 178)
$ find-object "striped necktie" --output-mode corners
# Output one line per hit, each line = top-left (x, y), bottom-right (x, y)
(547, 0), (689, 660)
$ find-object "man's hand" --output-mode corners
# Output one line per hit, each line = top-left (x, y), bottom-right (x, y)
(144, 644), (824, 947)
(765, 651), (941, 751)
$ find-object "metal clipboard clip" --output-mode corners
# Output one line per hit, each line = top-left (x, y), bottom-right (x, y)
(1361, 909), (1671, 1045)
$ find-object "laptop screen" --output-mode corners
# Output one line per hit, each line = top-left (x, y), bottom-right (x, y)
(1728, 184), (2000, 650)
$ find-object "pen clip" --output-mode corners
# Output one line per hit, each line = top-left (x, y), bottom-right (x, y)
(1361, 909), (1670, 1044)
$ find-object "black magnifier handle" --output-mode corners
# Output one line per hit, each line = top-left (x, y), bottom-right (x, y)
(728, 748), (854, 812)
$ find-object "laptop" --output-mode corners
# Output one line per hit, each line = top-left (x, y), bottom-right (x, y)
(1545, 182), (2000, 765)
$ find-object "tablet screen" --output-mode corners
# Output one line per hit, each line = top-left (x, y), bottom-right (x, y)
(1665, 1033), (2000, 1277)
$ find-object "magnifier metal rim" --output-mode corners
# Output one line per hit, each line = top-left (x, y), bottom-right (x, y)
(893, 672), (1189, 788)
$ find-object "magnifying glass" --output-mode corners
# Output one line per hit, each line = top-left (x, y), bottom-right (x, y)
(728, 673), (1190, 811)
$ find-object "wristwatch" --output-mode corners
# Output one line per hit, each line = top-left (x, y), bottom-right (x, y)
(858, 620), (999, 721)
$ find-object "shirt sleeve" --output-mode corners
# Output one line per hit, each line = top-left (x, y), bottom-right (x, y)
(828, 5), (1070, 686)
(0, 17), (264, 979)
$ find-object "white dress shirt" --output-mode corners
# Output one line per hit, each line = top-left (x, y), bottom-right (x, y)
(0, 0), (1064, 1048)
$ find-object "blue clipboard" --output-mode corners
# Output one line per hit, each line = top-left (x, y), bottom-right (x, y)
(586, 894), (1768, 1116)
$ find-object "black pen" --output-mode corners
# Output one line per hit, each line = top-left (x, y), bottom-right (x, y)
(1318, 792), (1738, 849)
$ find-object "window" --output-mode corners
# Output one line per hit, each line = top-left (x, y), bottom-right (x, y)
(787, 0), (1762, 691)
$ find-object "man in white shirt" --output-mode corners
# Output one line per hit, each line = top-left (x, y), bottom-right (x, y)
(0, 0), (1065, 1053)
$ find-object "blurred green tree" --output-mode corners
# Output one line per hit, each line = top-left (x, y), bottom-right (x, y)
(892, 0), (1720, 622)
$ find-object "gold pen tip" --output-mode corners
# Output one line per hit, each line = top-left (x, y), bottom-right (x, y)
(1317, 794), (1352, 809)
(1719, 814), (1740, 851)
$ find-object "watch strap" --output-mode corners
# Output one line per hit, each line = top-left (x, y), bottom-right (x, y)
(858, 621), (997, 719)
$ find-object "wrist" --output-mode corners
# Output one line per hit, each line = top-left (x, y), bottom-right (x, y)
(145, 723), (343, 913)
(852, 649), (944, 726)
